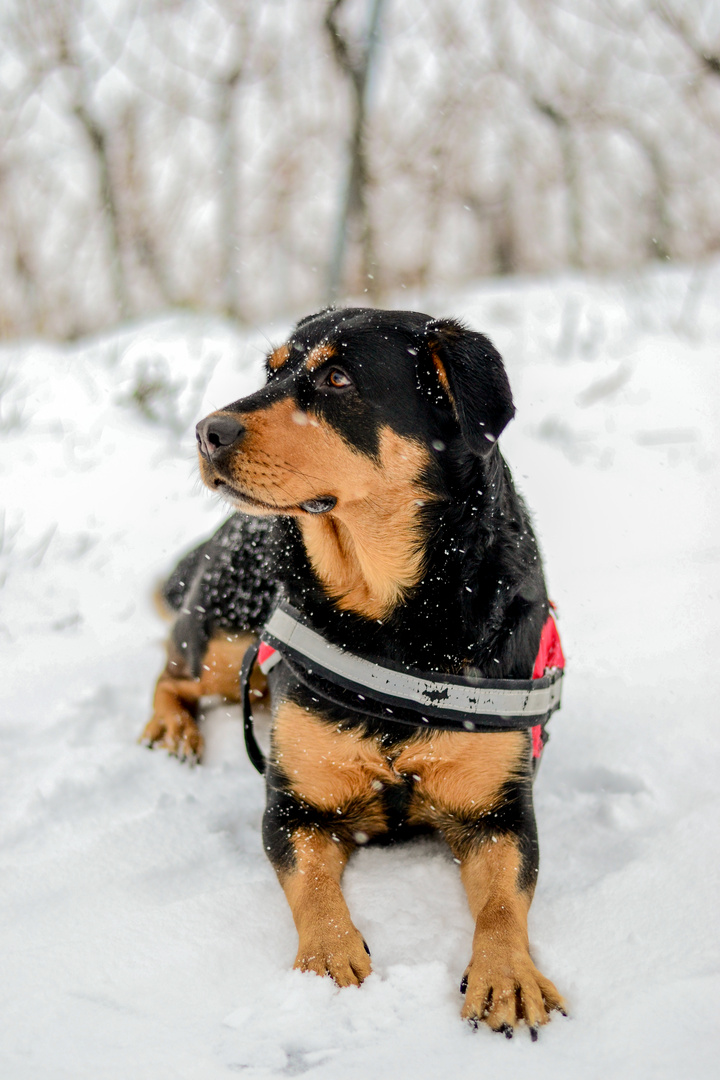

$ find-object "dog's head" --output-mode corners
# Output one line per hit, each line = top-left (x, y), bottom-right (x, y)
(196, 307), (515, 518)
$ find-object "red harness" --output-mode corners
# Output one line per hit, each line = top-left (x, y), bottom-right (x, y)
(531, 612), (565, 758)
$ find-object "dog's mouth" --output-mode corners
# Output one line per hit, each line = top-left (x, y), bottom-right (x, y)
(211, 477), (336, 516)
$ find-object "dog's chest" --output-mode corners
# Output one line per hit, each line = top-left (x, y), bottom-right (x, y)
(272, 704), (525, 834)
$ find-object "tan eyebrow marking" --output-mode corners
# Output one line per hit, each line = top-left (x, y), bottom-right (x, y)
(268, 343), (290, 370)
(305, 343), (336, 371)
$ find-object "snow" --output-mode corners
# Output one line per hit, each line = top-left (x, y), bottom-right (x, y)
(1, 263), (719, 1078)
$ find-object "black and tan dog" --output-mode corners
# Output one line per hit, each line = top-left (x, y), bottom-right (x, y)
(141, 307), (566, 1037)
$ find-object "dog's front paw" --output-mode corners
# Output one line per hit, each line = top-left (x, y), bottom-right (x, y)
(140, 707), (204, 762)
(460, 949), (565, 1038)
(294, 928), (372, 988)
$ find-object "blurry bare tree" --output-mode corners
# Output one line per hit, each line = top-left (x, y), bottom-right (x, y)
(0, 0), (717, 339)
(324, 0), (385, 303)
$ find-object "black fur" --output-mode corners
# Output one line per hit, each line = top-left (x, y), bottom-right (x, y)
(163, 513), (278, 677)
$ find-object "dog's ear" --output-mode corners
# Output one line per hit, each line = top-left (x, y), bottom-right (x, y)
(426, 319), (515, 455)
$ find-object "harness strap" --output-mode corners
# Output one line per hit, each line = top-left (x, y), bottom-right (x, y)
(262, 602), (562, 724)
(240, 602), (564, 776)
(240, 639), (266, 775)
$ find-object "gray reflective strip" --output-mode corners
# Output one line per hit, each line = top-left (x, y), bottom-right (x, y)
(264, 608), (561, 718)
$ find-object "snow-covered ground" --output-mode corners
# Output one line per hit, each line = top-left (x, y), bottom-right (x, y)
(1, 264), (719, 1079)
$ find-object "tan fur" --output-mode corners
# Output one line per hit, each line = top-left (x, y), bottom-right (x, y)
(268, 343), (290, 370)
(141, 632), (258, 759)
(272, 701), (393, 835)
(280, 827), (372, 987)
(458, 836), (566, 1030)
(272, 704), (524, 831)
(204, 398), (352, 509)
(197, 632), (257, 698)
(398, 729), (526, 827)
(141, 677), (204, 759)
(204, 397), (436, 619)
(305, 343), (336, 371)
(298, 430), (435, 619)
(431, 351), (454, 403)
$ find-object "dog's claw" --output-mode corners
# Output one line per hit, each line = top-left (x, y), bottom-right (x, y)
(530, 1025), (539, 1042)
(459, 974), (468, 995)
(362, 939), (371, 956)
(498, 1023), (513, 1039)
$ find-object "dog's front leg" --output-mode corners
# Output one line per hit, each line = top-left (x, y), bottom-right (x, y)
(261, 696), (388, 987)
(263, 787), (371, 987)
(141, 632), (258, 760)
(142, 666), (205, 760)
(454, 824), (565, 1036)
(282, 826), (371, 987)
(401, 728), (564, 1032)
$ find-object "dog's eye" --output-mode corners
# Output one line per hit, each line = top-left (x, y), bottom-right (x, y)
(322, 368), (352, 390)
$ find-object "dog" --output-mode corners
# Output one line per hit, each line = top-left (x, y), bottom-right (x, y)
(141, 307), (566, 1037)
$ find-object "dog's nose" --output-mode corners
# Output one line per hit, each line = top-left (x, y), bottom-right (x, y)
(196, 414), (244, 458)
